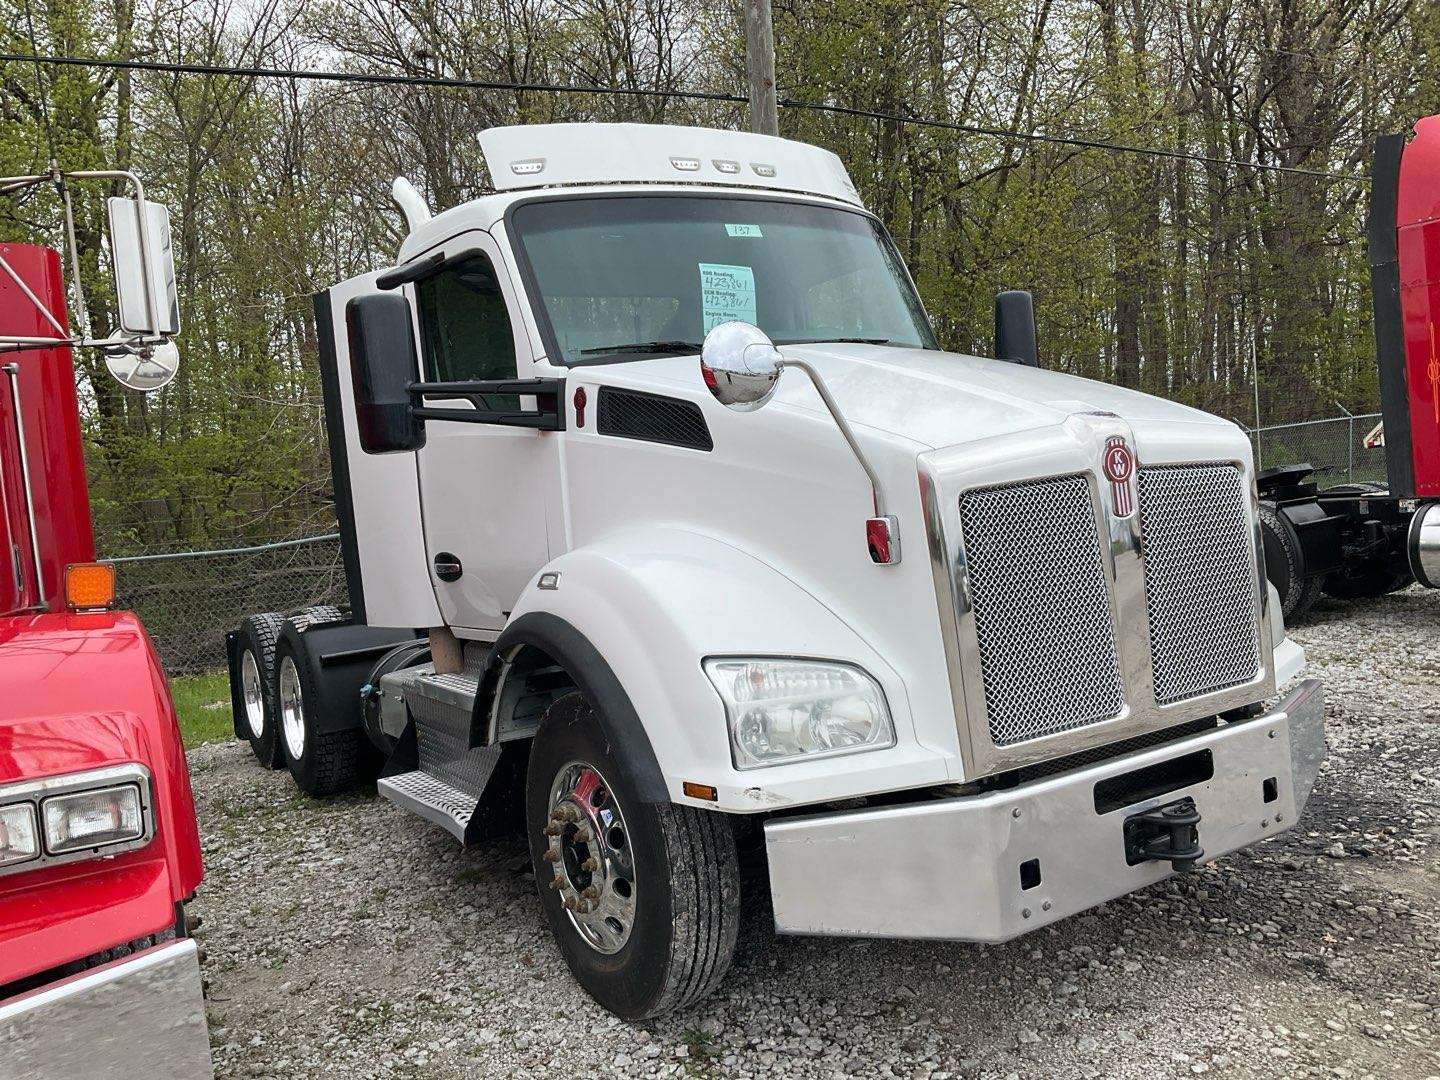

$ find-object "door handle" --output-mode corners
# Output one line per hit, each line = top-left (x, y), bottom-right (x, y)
(433, 552), (463, 582)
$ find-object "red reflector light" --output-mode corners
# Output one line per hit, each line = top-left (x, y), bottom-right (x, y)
(866, 516), (899, 565)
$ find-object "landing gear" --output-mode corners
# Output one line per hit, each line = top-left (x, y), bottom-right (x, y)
(526, 692), (741, 1019)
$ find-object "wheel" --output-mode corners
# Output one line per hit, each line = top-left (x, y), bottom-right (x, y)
(526, 692), (740, 1019)
(275, 630), (366, 796)
(236, 612), (286, 768)
(1259, 501), (1321, 620)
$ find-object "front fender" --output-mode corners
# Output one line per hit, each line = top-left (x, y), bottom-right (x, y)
(499, 529), (953, 812)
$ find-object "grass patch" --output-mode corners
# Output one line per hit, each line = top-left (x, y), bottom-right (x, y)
(169, 671), (234, 749)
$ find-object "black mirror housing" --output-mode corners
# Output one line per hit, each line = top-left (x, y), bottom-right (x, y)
(994, 289), (1039, 367)
(346, 293), (425, 454)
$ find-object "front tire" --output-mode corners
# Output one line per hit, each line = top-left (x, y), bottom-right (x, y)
(526, 692), (740, 1019)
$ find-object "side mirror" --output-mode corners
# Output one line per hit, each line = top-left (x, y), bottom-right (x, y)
(994, 289), (1039, 367)
(346, 293), (425, 454)
(106, 196), (180, 337)
(699, 321), (783, 411)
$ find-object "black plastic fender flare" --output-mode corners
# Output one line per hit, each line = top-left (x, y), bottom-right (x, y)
(472, 611), (669, 803)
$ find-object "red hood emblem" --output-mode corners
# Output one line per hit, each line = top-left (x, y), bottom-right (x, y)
(1103, 437), (1135, 516)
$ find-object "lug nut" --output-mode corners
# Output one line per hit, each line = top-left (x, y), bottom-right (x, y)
(543, 823), (563, 837)
(581, 884), (601, 900)
(543, 849), (561, 863)
(581, 857), (599, 872)
(576, 900), (596, 914)
(563, 895), (579, 910)
(548, 876), (566, 891)
(573, 827), (593, 843)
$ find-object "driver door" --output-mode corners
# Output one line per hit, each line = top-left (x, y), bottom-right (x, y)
(411, 231), (558, 633)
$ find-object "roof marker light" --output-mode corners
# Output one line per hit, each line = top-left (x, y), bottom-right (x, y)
(670, 156), (701, 172)
(712, 159), (741, 174)
(510, 159), (545, 176)
(751, 163), (777, 178)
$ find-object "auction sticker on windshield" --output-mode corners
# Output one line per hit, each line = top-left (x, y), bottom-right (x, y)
(725, 223), (763, 237)
(700, 263), (757, 331)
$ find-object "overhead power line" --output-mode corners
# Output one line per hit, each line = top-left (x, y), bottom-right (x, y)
(0, 51), (1366, 182)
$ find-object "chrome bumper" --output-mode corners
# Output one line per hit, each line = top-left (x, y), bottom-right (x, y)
(0, 938), (212, 1080)
(765, 678), (1325, 942)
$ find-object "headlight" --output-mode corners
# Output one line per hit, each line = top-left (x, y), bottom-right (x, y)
(42, 785), (144, 854)
(0, 803), (40, 868)
(703, 658), (895, 770)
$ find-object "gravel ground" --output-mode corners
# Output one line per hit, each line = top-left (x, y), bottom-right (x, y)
(191, 588), (1439, 1080)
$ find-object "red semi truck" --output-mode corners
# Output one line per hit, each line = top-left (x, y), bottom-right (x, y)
(0, 174), (211, 1078)
(1260, 115), (1440, 616)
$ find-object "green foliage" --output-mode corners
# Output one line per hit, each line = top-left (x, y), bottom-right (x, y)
(168, 671), (232, 748)
(1, 0), (1432, 552)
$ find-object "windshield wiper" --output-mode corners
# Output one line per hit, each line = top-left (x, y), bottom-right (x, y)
(578, 340), (704, 356)
(777, 337), (894, 346)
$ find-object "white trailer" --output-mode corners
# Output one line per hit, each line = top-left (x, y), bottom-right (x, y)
(227, 122), (1325, 1019)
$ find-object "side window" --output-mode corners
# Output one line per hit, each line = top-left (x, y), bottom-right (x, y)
(415, 252), (518, 383)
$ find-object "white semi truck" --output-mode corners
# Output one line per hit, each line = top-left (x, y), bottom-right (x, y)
(227, 122), (1326, 1019)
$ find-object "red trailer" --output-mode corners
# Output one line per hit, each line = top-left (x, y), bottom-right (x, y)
(1260, 115), (1440, 615)
(0, 174), (211, 1077)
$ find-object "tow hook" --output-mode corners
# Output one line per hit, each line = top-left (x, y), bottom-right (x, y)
(1124, 796), (1204, 872)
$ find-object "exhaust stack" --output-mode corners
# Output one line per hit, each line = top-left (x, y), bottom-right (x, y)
(390, 177), (431, 234)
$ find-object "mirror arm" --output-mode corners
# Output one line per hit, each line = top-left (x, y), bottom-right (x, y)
(780, 357), (887, 518)
(408, 377), (566, 432)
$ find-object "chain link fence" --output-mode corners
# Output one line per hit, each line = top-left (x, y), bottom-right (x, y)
(1246, 412), (1385, 489)
(107, 534), (350, 676)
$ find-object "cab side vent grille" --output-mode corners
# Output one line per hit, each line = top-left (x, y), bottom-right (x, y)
(596, 388), (713, 451)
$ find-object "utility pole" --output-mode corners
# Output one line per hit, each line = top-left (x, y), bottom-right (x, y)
(744, 0), (779, 137)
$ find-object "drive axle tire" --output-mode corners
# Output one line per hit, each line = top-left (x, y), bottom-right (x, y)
(526, 692), (740, 1019)
(236, 612), (286, 768)
(275, 630), (365, 796)
(1259, 501), (1322, 620)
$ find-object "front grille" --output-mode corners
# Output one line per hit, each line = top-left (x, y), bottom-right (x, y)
(1138, 465), (1261, 704)
(959, 475), (1126, 747)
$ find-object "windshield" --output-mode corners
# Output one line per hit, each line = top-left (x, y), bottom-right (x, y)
(508, 195), (938, 365)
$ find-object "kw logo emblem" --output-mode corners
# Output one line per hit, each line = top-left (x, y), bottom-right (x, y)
(1103, 436), (1136, 517)
(1430, 322), (1440, 426)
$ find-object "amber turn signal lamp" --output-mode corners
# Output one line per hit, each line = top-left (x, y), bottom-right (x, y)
(64, 563), (116, 610)
(682, 781), (719, 802)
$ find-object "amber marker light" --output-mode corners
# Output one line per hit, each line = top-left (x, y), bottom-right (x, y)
(64, 563), (116, 611)
(682, 782), (719, 802)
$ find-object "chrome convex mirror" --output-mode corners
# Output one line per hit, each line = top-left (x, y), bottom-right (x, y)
(102, 338), (179, 391)
(699, 321), (782, 411)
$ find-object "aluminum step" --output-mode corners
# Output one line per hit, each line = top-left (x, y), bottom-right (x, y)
(377, 770), (477, 841)
(380, 662), (499, 843)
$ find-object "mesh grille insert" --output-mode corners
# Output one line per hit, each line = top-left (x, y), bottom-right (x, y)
(1138, 465), (1261, 705)
(959, 475), (1125, 747)
(597, 388), (713, 451)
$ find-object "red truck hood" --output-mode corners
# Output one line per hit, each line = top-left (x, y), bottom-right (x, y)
(0, 611), (204, 987)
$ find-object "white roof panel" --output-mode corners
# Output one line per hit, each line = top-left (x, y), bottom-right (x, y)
(478, 123), (863, 207)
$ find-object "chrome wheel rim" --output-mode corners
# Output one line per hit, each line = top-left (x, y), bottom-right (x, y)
(543, 761), (636, 955)
(278, 656), (305, 761)
(240, 649), (265, 739)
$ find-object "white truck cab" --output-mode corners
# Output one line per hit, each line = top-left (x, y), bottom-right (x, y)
(228, 122), (1325, 1019)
